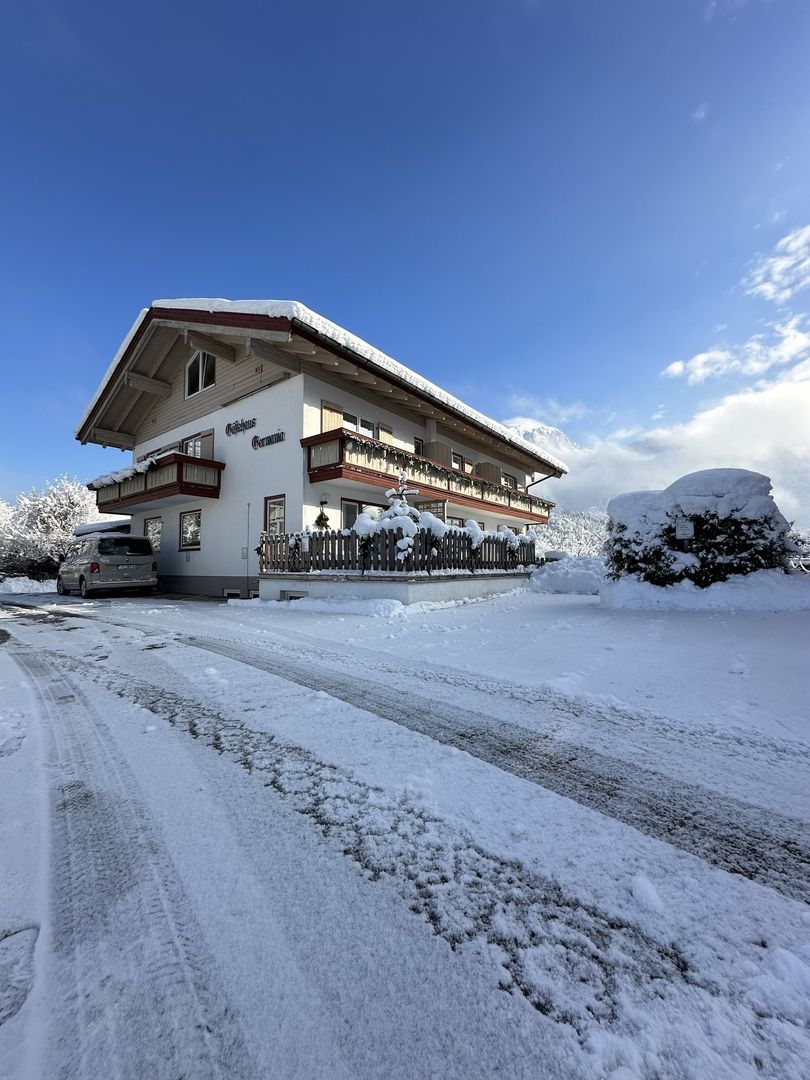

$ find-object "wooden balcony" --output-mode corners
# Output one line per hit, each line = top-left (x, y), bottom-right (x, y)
(92, 453), (226, 513)
(301, 429), (553, 523)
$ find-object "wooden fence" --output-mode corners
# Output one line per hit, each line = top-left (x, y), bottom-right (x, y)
(258, 528), (537, 575)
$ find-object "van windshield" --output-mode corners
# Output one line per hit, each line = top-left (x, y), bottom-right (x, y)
(98, 538), (153, 556)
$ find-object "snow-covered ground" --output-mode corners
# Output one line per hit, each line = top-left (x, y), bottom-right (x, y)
(1, 587), (809, 1079)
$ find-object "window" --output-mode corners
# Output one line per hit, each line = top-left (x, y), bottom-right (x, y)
(265, 495), (285, 535)
(448, 516), (465, 527)
(414, 437), (424, 456)
(99, 537), (154, 556)
(144, 518), (162, 552)
(502, 473), (518, 490)
(185, 351), (216, 398)
(342, 501), (360, 530)
(180, 430), (213, 458)
(342, 499), (384, 528)
(179, 510), (201, 550)
(451, 452), (464, 471)
(343, 412), (375, 437)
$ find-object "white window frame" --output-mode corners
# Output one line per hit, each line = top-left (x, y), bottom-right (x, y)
(179, 509), (202, 550)
(185, 351), (216, 399)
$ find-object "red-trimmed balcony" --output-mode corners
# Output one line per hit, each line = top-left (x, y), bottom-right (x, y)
(301, 429), (553, 523)
(91, 453), (226, 514)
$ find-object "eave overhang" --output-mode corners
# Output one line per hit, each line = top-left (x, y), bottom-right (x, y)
(77, 304), (566, 478)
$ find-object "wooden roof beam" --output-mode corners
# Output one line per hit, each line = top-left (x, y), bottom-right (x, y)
(90, 426), (135, 449)
(184, 329), (237, 364)
(124, 371), (171, 398)
(247, 337), (304, 373)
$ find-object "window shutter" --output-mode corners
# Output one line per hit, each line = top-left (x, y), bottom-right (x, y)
(377, 424), (394, 445)
(321, 400), (343, 432)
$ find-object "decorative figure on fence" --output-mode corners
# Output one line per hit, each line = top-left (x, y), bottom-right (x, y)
(314, 496), (330, 530)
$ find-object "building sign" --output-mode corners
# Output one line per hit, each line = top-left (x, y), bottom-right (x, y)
(225, 418), (256, 436)
(674, 516), (695, 540)
(416, 499), (446, 520)
(252, 431), (285, 450)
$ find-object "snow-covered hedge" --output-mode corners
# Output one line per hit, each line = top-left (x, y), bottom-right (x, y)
(605, 469), (794, 588)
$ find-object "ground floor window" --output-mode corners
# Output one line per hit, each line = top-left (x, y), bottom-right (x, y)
(342, 499), (385, 529)
(448, 516), (465, 527)
(144, 517), (162, 552)
(265, 495), (285, 535)
(179, 510), (201, 550)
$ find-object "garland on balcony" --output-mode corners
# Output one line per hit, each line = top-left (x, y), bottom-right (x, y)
(343, 436), (548, 504)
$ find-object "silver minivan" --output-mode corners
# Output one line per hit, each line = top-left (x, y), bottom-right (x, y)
(57, 533), (158, 598)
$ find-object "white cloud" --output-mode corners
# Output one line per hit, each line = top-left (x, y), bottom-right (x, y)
(744, 224), (810, 305)
(691, 102), (709, 123)
(505, 392), (591, 424)
(662, 316), (810, 384)
(537, 367), (810, 528)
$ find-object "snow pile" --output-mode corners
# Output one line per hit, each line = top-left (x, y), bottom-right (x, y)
(0, 576), (56, 594)
(600, 568), (810, 611)
(531, 508), (608, 556)
(606, 469), (793, 588)
(87, 458), (157, 491)
(530, 556), (605, 595)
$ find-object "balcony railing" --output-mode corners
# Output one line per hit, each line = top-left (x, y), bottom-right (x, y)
(93, 453), (225, 512)
(301, 429), (553, 521)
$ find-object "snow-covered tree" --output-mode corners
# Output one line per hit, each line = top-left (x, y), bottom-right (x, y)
(530, 508), (608, 556)
(0, 475), (107, 578)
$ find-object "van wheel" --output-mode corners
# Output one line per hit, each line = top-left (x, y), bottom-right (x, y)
(79, 577), (89, 599)
(56, 576), (67, 595)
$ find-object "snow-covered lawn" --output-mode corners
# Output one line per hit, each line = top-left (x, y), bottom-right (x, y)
(1, 587), (808, 1079)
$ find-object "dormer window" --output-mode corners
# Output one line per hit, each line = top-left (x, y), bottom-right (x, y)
(185, 351), (216, 398)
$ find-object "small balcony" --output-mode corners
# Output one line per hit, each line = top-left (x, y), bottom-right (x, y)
(301, 429), (553, 522)
(91, 453), (226, 514)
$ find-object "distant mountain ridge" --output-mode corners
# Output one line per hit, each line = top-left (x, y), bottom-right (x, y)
(500, 418), (585, 471)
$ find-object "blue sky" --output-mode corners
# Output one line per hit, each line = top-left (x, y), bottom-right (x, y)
(1, 0), (809, 519)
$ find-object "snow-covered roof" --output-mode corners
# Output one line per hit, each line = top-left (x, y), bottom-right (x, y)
(78, 298), (567, 475)
(74, 519), (130, 536)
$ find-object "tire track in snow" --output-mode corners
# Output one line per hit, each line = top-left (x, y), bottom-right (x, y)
(7, 644), (257, 1080)
(175, 631), (810, 905)
(32, 643), (809, 1080)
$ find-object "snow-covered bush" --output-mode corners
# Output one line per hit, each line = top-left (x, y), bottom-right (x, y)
(0, 475), (107, 579)
(347, 472), (533, 573)
(606, 470), (793, 588)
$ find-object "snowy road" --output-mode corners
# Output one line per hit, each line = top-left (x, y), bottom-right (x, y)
(1, 592), (809, 1079)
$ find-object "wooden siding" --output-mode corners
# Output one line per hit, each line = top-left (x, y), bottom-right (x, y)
(134, 339), (291, 445)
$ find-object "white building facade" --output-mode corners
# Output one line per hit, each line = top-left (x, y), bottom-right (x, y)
(78, 300), (566, 596)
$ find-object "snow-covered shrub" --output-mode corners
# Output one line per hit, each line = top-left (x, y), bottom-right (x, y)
(530, 508), (608, 557)
(606, 470), (793, 588)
